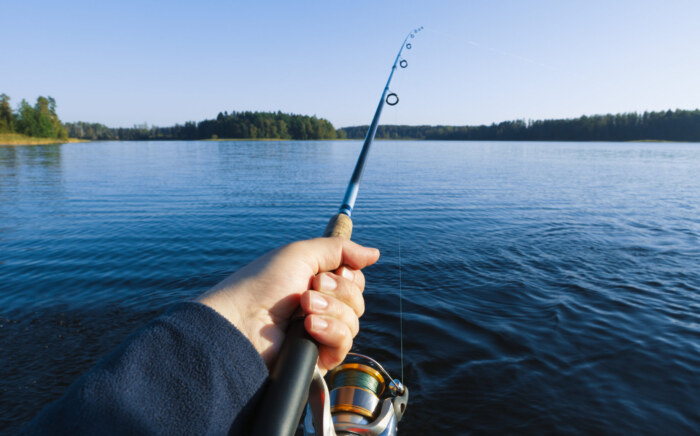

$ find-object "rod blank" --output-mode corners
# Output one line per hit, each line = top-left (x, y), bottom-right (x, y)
(249, 28), (421, 436)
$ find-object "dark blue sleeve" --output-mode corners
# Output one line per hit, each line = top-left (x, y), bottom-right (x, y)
(18, 302), (269, 435)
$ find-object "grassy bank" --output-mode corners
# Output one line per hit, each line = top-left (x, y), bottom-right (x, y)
(0, 133), (88, 146)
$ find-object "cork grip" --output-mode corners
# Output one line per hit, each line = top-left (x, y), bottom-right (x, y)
(322, 213), (353, 239)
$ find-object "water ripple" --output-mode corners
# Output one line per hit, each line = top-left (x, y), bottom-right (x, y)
(2, 141), (699, 434)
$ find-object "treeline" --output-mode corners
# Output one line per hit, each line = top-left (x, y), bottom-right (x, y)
(341, 109), (700, 142)
(7, 91), (699, 143)
(0, 94), (68, 139)
(65, 111), (344, 141)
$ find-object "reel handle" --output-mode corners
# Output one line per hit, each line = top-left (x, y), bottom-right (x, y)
(250, 213), (352, 436)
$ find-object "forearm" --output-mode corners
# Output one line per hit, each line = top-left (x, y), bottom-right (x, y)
(19, 302), (268, 435)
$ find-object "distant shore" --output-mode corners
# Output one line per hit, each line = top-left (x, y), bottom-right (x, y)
(1, 133), (695, 146)
(0, 133), (88, 146)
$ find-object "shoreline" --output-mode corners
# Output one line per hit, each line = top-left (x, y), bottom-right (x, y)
(0, 133), (88, 146)
(1, 134), (697, 146)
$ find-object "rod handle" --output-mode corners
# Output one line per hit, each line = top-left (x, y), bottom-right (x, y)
(250, 213), (353, 435)
(250, 319), (317, 435)
(323, 212), (353, 239)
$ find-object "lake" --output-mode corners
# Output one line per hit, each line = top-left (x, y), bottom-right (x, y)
(1, 140), (699, 434)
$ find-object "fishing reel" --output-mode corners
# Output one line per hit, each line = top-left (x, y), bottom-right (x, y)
(303, 353), (408, 436)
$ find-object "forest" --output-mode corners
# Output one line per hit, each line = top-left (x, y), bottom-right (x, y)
(64, 111), (344, 141)
(340, 109), (700, 142)
(0, 94), (68, 139)
(3, 92), (699, 143)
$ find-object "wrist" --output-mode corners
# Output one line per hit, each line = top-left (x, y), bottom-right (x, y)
(197, 291), (248, 338)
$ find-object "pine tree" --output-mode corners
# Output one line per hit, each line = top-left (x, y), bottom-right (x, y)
(0, 93), (12, 132)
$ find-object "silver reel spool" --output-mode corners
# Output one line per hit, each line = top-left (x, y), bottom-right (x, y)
(303, 353), (408, 436)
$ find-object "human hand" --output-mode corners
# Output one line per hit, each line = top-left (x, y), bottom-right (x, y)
(198, 237), (380, 372)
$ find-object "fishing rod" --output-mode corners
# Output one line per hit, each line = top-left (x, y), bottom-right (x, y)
(251, 27), (423, 436)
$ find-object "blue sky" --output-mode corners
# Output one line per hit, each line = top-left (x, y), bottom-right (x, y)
(2, 0), (699, 128)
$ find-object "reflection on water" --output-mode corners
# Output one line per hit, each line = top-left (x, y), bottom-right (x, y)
(1, 140), (699, 434)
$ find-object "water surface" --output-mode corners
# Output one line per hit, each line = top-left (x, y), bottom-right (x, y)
(1, 140), (699, 434)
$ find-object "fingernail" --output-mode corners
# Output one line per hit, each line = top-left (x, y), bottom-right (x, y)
(341, 268), (354, 281)
(320, 274), (337, 290)
(310, 293), (328, 311)
(312, 316), (328, 331)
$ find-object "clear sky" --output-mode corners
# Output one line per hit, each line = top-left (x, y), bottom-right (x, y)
(2, 0), (699, 128)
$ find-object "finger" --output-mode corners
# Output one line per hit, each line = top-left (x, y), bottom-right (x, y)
(335, 266), (365, 292)
(300, 291), (360, 337)
(304, 315), (353, 370)
(311, 272), (365, 317)
(286, 237), (380, 275)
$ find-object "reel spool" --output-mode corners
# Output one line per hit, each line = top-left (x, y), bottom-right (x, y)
(304, 354), (408, 436)
(328, 363), (386, 425)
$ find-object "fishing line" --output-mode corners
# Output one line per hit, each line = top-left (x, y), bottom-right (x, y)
(255, 29), (421, 436)
(465, 39), (559, 72)
(383, 50), (408, 386)
(398, 196), (404, 384)
(429, 27), (589, 82)
(388, 100), (405, 386)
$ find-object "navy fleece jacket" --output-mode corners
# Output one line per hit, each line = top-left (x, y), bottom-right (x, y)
(18, 302), (269, 435)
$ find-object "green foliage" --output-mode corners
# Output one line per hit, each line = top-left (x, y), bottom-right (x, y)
(65, 111), (339, 141)
(8, 90), (695, 144)
(0, 94), (13, 132)
(341, 110), (700, 142)
(62, 121), (111, 140)
(4, 94), (68, 139)
(196, 111), (336, 140)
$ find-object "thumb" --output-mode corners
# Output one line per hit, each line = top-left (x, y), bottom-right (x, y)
(286, 237), (380, 274)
